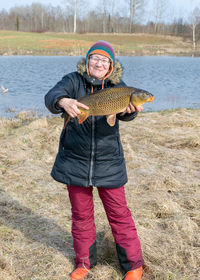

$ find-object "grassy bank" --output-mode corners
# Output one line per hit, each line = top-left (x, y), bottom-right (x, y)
(0, 30), (198, 56)
(0, 109), (199, 280)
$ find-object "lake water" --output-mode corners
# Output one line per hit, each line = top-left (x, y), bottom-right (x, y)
(0, 55), (200, 118)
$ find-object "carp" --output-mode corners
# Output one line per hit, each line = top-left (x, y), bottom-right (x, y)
(64, 86), (154, 127)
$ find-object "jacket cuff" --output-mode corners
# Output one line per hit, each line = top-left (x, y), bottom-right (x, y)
(51, 95), (68, 114)
(55, 97), (67, 112)
(117, 111), (138, 122)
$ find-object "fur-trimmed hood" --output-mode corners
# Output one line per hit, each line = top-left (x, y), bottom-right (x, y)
(77, 58), (123, 85)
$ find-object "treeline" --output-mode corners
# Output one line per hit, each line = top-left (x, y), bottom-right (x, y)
(0, 1), (200, 41)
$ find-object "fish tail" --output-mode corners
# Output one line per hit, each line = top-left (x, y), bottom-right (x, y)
(77, 109), (89, 124)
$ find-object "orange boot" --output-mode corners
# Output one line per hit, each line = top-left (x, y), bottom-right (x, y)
(70, 267), (89, 280)
(124, 266), (143, 280)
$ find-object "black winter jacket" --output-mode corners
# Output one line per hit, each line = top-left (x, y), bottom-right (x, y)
(45, 58), (138, 188)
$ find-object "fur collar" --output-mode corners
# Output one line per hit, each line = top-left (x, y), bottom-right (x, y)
(77, 58), (123, 85)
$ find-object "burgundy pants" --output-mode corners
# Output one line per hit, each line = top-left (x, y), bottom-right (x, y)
(67, 185), (144, 272)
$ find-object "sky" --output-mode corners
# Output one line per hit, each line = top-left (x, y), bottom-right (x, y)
(0, 0), (200, 22)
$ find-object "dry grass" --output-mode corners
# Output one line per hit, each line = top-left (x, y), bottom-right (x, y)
(0, 109), (200, 280)
(0, 30), (198, 56)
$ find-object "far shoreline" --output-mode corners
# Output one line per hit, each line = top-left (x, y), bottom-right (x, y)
(0, 31), (199, 57)
(1, 51), (200, 57)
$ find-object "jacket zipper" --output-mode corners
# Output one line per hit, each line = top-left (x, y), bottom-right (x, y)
(89, 116), (95, 186)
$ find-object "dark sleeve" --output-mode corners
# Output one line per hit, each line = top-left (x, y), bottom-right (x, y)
(44, 73), (76, 114)
(114, 80), (138, 122)
(117, 111), (138, 122)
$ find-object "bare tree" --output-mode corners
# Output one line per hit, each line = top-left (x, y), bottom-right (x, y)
(74, 0), (77, 32)
(110, 0), (115, 32)
(63, 0), (77, 32)
(63, 0), (88, 33)
(153, 0), (167, 33)
(188, 7), (200, 51)
(129, 0), (146, 33)
(129, 0), (134, 32)
(102, 0), (107, 33)
(0, 0), (199, 37)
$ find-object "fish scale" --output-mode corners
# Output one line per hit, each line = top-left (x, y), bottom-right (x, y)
(79, 87), (134, 115)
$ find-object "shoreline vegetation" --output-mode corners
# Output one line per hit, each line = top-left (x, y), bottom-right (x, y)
(0, 30), (200, 57)
(0, 108), (200, 279)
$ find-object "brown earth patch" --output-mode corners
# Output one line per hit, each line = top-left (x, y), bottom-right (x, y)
(0, 36), (18, 39)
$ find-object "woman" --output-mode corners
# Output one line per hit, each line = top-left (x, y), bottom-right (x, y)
(45, 41), (144, 280)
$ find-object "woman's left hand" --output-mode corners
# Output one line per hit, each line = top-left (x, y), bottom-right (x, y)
(126, 103), (144, 113)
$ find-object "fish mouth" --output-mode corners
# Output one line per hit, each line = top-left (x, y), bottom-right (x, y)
(147, 95), (155, 102)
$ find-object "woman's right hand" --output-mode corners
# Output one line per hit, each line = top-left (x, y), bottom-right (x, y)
(58, 98), (89, 118)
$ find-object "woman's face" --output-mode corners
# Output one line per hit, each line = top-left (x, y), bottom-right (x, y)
(88, 54), (111, 80)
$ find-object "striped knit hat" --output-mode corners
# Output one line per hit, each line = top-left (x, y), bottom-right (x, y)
(86, 41), (115, 79)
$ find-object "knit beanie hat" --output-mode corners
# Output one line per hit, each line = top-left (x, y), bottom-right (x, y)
(86, 40), (115, 66)
(86, 41), (115, 80)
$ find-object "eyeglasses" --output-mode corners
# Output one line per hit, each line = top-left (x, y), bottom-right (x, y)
(89, 55), (110, 66)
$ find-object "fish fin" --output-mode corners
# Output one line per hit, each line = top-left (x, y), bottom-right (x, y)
(77, 110), (89, 124)
(61, 112), (70, 128)
(119, 108), (127, 117)
(106, 114), (116, 126)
